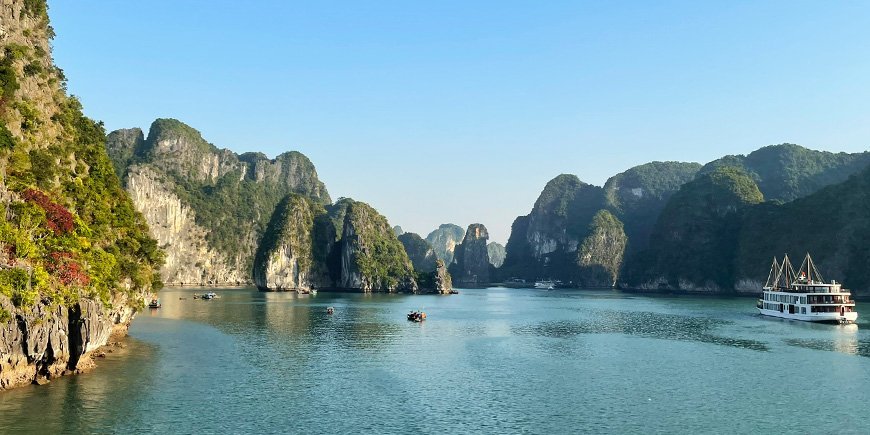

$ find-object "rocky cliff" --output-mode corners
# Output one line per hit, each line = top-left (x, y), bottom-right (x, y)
(487, 242), (506, 268)
(576, 210), (627, 287)
(425, 223), (465, 264)
(0, 0), (162, 390)
(622, 167), (764, 292)
(449, 224), (491, 286)
(603, 161), (701, 254)
(418, 260), (453, 294)
(338, 201), (417, 292)
(500, 174), (606, 282)
(253, 194), (330, 291)
(108, 118), (330, 285)
(398, 232), (438, 273)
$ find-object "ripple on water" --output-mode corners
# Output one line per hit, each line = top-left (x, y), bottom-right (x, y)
(512, 310), (769, 351)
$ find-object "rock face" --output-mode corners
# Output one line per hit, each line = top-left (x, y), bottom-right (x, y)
(449, 224), (492, 286)
(253, 194), (330, 291)
(338, 201), (417, 292)
(418, 260), (453, 294)
(108, 118), (330, 285)
(398, 233), (438, 273)
(500, 174), (606, 282)
(425, 224), (465, 264)
(622, 167), (764, 292)
(1, 0), (161, 390)
(603, 161), (701, 254)
(576, 210), (627, 287)
(125, 166), (245, 285)
(486, 242), (506, 268)
(392, 226), (404, 236)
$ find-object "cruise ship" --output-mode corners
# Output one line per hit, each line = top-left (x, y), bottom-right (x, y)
(757, 253), (858, 324)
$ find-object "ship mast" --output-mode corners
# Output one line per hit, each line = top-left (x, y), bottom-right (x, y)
(776, 254), (797, 290)
(798, 252), (824, 284)
(764, 257), (780, 289)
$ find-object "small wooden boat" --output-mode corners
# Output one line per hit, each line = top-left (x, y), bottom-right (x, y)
(407, 311), (426, 322)
(327, 307), (334, 314)
(148, 298), (161, 309)
(200, 292), (217, 300)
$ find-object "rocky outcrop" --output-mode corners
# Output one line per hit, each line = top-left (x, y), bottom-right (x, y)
(398, 233), (438, 273)
(339, 201), (417, 292)
(425, 224), (465, 264)
(418, 260), (453, 294)
(622, 167), (764, 291)
(576, 210), (627, 287)
(603, 161), (701, 254)
(125, 166), (245, 285)
(253, 194), (331, 291)
(1, 0), (160, 390)
(392, 226), (404, 236)
(108, 119), (331, 285)
(500, 175), (605, 282)
(487, 242), (506, 268)
(449, 224), (491, 286)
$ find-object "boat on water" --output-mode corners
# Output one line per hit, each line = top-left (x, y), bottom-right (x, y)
(148, 298), (161, 309)
(200, 292), (217, 300)
(757, 253), (858, 324)
(407, 311), (426, 322)
(327, 306), (334, 314)
(534, 280), (555, 290)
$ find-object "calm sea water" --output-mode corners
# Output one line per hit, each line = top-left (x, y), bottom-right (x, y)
(1, 287), (869, 434)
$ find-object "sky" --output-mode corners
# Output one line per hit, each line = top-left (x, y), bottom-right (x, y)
(48, 1), (870, 244)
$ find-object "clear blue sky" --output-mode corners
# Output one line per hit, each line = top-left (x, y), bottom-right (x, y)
(49, 1), (870, 244)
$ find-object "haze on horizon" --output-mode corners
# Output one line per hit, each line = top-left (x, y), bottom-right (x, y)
(49, 0), (870, 244)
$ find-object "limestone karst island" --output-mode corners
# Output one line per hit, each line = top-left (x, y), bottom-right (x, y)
(2, 1), (869, 433)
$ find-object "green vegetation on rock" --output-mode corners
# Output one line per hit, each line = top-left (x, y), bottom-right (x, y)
(576, 210), (627, 287)
(623, 167), (763, 291)
(698, 144), (870, 202)
(398, 232), (438, 273)
(425, 223), (465, 264)
(1, 0), (162, 310)
(342, 201), (415, 290)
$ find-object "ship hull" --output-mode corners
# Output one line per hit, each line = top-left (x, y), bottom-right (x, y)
(758, 308), (858, 324)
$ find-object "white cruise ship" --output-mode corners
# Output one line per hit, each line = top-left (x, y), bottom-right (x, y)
(757, 253), (858, 324)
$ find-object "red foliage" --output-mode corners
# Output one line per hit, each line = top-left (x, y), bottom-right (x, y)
(46, 251), (89, 286)
(21, 189), (75, 235)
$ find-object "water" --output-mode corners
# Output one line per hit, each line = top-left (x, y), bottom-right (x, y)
(2, 287), (869, 434)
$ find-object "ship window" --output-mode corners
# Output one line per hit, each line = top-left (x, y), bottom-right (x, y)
(801, 307), (806, 314)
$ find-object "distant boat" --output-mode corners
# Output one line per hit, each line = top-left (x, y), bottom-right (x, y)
(310, 289), (318, 295)
(407, 311), (426, 322)
(757, 253), (858, 324)
(200, 292), (217, 300)
(534, 280), (555, 290)
(148, 298), (161, 308)
(327, 306), (334, 314)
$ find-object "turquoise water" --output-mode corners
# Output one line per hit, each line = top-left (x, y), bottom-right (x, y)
(2, 287), (869, 434)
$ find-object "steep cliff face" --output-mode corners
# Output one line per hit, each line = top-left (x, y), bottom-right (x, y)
(108, 119), (330, 285)
(125, 166), (244, 285)
(487, 242), (506, 268)
(425, 224), (465, 264)
(500, 175), (605, 282)
(603, 161), (701, 254)
(418, 260), (453, 294)
(0, 0), (161, 390)
(253, 194), (330, 291)
(338, 201), (417, 292)
(576, 210), (626, 287)
(398, 232), (438, 273)
(622, 167), (764, 292)
(449, 224), (491, 286)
